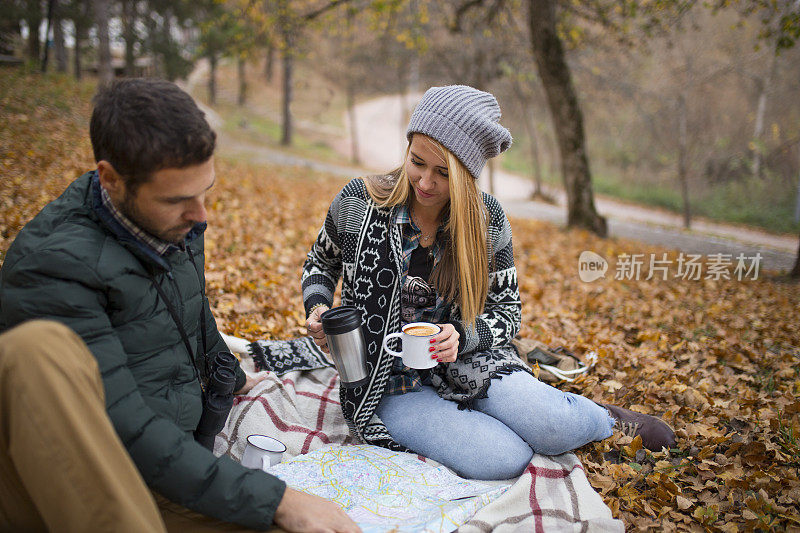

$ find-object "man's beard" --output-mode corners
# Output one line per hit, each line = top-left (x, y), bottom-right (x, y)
(120, 192), (193, 244)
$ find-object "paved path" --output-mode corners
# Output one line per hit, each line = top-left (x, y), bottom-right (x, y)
(182, 64), (365, 179)
(182, 68), (797, 273)
(216, 137), (364, 178)
(342, 94), (798, 272)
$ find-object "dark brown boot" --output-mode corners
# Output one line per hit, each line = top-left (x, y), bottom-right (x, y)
(599, 403), (676, 451)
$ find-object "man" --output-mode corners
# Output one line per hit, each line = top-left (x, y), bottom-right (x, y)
(0, 78), (360, 532)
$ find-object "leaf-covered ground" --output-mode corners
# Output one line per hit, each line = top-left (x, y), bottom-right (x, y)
(2, 72), (799, 532)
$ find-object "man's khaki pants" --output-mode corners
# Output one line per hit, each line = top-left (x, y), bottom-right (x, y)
(0, 320), (269, 532)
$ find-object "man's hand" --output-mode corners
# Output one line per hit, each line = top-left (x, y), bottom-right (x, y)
(235, 373), (268, 395)
(274, 488), (361, 533)
(305, 305), (330, 354)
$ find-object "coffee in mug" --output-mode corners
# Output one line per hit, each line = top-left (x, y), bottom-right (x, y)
(404, 325), (439, 337)
(382, 322), (441, 369)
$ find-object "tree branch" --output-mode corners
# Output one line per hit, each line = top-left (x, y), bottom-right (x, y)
(453, 0), (486, 32)
(450, 0), (505, 32)
(302, 0), (351, 21)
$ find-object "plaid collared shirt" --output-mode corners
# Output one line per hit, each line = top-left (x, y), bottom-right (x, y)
(100, 186), (179, 256)
(384, 204), (449, 396)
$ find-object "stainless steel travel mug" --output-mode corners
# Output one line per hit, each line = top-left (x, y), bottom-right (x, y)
(320, 306), (370, 388)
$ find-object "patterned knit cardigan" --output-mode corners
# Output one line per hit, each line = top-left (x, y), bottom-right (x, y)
(301, 177), (528, 449)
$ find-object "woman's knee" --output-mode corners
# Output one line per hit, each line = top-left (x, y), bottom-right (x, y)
(376, 389), (533, 480)
(478, 372), (613, 455)
(454, 437), (532, 480)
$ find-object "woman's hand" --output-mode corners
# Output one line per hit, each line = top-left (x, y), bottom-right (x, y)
(235, 373), (269, 395)
(306, 305), (330, 354)
(431, 323), (459, 363)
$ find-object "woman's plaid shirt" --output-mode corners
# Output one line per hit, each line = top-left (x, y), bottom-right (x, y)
(384, 204), (449, 395)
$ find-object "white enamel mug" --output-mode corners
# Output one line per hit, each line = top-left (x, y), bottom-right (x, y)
(241, 435), (286, 471)
(382, 322), (441, 369)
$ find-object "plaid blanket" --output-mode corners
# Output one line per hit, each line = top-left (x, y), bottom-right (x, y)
(214, 339), (623, 532)
(458, 454), (624, 532)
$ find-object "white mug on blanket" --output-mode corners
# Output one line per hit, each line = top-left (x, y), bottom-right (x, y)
(241, 434), (286, 471)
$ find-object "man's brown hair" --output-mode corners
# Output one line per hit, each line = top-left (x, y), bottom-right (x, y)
(90, 78), (216, 191)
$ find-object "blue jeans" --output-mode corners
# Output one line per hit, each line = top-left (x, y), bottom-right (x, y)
(376, 371), (614, 480)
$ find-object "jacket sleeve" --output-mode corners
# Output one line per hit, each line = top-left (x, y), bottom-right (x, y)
(301, 187), (345, 317)
(450, 203), (522, 354)
(0, 249), (285, 530)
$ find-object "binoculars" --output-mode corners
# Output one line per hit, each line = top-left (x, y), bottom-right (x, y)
(194, 351), (238, 450)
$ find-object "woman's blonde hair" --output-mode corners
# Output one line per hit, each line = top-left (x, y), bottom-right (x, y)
(365, 135), (489, 327)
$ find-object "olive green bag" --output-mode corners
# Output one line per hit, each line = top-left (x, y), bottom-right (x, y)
(511, 338), (596, 383)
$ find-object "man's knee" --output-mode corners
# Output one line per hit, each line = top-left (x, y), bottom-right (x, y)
(0, 320), (96, 375)
(2, 320), (75, 348)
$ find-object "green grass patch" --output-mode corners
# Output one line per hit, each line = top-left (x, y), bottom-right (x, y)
(695, 175), (800, 234)
(502, 145), (561, 186)
(593, 172), (686, 212)
(217, 104), (345, 165)
(502, 138), (800, 235)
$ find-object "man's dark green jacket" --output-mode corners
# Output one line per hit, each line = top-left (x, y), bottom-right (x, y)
(0, 172), (285, 530)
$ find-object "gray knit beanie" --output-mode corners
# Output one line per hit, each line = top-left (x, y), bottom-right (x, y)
(406, 85), (512, 179)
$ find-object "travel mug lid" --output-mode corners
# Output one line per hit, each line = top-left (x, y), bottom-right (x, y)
(320, 306), (362, 335)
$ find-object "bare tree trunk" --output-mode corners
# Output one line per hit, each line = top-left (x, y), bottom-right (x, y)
(398, 53), (420, 132)
(161, 13), (174, 80)
(53, 8), (67, 72)
(93, 0), (113, 86)
(237, 56), (247, 106)
(41, 0), (54, 72)
(343, 10), (359, 164)
(346, 83), (360, 165)
(512, 86), (544, 197)
(399, 62), (410, 151)
(208, 53), (217, 105)
(794, 144), (800, 279)
(795, 145), (800, 224)
(74, 23), (87, 80)
(528, 0), (607, 236)
(677, 93), (691, 229)
(751, 52), (778, 179)
(72, 24), (86, 80)
(26, 30), (40, 64)
(26, 0), (43, 62)
(527, 118), (543, 197)
(142, 12), (157, 76)
(487, 158), (496, 196)
(121, 0), (136, 77)
(277, 0), (295, 147)
(410, 52), (421, 92)
(281, 45), (293, 146)
(264, 45), (274, 82)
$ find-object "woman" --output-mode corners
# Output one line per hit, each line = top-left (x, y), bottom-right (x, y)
(303, 85), (674, 480)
